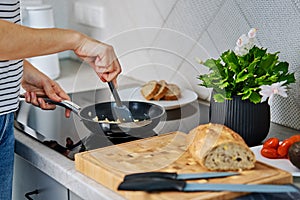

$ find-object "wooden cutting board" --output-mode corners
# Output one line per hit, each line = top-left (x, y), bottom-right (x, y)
(75, 131), (293, 200)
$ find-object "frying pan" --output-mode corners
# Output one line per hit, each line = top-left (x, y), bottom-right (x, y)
(41, 99), (165, 138)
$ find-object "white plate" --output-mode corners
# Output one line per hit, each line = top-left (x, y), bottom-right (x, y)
(118, 87), (198, 110)
(251, 145), (300, 176)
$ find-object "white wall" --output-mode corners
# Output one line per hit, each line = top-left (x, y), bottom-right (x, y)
(37, 0), (300, 130)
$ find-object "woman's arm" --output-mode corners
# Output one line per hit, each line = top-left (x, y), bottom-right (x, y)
(0, 19), (121, 82)
(0, 19), (80, 60)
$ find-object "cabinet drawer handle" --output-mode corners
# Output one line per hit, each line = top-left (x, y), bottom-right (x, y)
(25, 189), (39, 200)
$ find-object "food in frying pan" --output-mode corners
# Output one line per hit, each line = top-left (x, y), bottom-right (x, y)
(92, 116), (121, 123)
(187, 123), (256, 171)
(141, 80), (181, 101)
(89, 112), (139, 124)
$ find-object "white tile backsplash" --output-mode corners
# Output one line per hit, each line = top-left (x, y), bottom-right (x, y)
(149, 28), (197, 72)
(153, 0), (178, 21)
(88, 0), (164, 41)
(164, 0), (224, 41)
(121, 62), (169, 83)
(175, 31), (218, 100)
(207, 0), (250, 53)
(105, 27), (162, 56)
(196, 31), (220, 60)
(117, 50), (152, 78)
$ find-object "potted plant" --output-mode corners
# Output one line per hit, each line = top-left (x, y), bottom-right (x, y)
(198, 28), (295, 146)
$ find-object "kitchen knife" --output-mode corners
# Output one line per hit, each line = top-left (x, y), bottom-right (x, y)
(124, 171), (240, 181)
(118, 178), (299, 193)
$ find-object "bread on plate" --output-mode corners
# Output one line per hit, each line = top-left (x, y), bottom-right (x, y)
(141, 80), (181, 101)
(163, 83), (181, 100)
(140, 80), (160, 100)
(153, 80), (169, 100)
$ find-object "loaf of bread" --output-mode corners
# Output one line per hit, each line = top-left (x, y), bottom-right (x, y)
(187, 123), (256, 171)
(140, 80), (160, 100)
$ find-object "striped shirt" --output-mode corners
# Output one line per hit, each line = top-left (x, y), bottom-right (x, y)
(0, 0), (23, 115)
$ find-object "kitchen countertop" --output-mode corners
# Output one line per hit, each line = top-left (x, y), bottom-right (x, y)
(14, 59), (300, 199)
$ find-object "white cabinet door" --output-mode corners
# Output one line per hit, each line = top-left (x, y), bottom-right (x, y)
(13, 154), (68, 200)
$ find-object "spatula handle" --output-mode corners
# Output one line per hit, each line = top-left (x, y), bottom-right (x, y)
(108, 81), (122, 107)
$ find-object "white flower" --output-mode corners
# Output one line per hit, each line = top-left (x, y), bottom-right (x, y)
(259, 81), (288, 105)
(234, 47), (248, 56)
(236, 34), (249, 47)
(234, 29), (256, 56)
(248, 28), (257, 38)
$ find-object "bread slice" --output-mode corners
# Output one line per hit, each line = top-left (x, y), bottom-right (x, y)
(163, 83), (181, 100)
(187, 123), (256, 171)
(153, 80), (169, 100)
(140, 81), (160, 100)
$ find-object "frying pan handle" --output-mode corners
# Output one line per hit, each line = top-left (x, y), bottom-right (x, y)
(44, 99), (81, 115)
(19, 94), (81, 115)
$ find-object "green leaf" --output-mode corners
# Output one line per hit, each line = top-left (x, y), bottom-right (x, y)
(254, 74), (275, 86)
(203, 59), (227, 79)
(241, 90), (252, 100)
(219, 81), (230, 89)
(236, 70), (252, 83)
(267, 75), (278, 82)
(278, 73), (296, 84)
(252, 46), (267, 58)
(213, 93), (226, 102)
(221, 50), (240, 73)
(249, 92), (261, 104)
(259, 53), (278, 73)
(203, 59), (218, 70)
(272, 61), (289, 74)
(247, 58), (261, 73)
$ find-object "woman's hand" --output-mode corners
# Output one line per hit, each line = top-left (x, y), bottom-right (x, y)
(74, 36), (122, 85)
(21, 60), (71, 118)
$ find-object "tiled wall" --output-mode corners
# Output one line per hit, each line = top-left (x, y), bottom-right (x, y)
(44, 0), (300, 129)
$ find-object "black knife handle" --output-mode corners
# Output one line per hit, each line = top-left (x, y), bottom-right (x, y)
(124, 172), (177, 181)
(118, 178), (186, 192)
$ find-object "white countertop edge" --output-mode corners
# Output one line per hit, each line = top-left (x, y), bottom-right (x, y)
(14, 129), (125, 200)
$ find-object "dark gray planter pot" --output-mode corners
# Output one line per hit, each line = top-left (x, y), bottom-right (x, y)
(209, 94), (270, 147)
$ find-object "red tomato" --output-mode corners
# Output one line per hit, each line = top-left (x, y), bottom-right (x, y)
(263, 137), (280, 149)
(261, 147), (279, 159)
(288, 135), (300, 143)
(277, 139), (293, 157)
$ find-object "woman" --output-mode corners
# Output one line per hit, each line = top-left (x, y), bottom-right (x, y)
(0, 1), (122, 199)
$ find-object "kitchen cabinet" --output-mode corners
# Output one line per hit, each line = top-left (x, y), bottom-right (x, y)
(13, 154), (68, 200)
